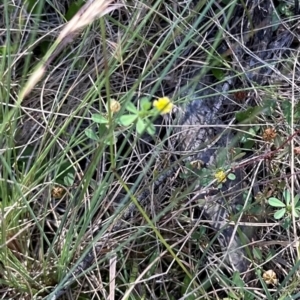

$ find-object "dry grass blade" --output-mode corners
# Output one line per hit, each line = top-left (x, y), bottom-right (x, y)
(109, 255), (117, 300)
(59, 0), (119, 39)
(20, 0), (121, 100)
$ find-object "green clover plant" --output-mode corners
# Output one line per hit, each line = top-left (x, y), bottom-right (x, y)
(268, 190), (300, 228)
(119, 97), (156, 135)
(85, 97), (173, 143)
(181, 148), (237, 190)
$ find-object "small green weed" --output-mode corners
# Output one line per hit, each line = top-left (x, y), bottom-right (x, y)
(181, 148), (238, 189)
(85, 96), (173, 142)
(268, 190), (300, 228)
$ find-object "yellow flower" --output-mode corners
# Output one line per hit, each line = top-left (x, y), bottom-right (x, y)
(110, 99), (121, 113)
(214, 170), (227, 183)
(153, 97), (173, 114)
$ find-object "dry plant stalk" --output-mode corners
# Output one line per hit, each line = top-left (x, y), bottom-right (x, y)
(20, 0), (121, 100)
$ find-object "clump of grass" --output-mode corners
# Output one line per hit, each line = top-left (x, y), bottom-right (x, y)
(1, 0), (300, 299)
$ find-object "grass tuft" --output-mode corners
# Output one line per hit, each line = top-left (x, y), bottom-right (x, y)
(1, 0), (300, 299)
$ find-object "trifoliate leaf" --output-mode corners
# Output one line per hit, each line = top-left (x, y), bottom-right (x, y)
(146, 123), (156, 136)
(228, 173), (236, 180)
(274, 208), (286, 219)
(64, 172), (75, 186)
(119, 114), (137, 126)
(136, 118), (146, 134)
(283, 190), (290, 205)
(125, 101), (138, 113)
(85, 128), (99, 141)
(92, 114), (108, 124)
(140, 97), (151, 111)
(268, 197), (286, 207)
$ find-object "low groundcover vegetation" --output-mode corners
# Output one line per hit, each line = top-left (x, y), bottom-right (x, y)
(1, 0), (300, 299)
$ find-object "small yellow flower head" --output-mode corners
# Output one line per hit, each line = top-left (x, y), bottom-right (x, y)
(110, 99), (121, 113)
(214, 170), (227, 183)
(153, 97), (173, 114)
